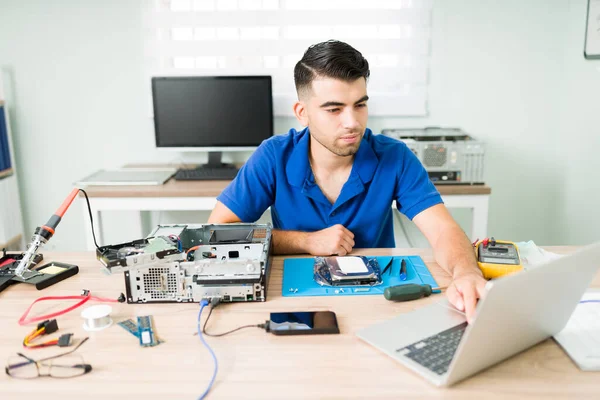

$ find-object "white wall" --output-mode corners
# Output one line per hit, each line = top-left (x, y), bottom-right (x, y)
(0, 0), (597, 251)
(555, 0), (600, 245)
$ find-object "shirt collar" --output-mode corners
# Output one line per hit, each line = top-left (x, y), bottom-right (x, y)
(285, 127), (379, 188)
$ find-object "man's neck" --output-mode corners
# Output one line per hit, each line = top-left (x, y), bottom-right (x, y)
(309, 138), (354, 173)
(308, 137), (354, 204)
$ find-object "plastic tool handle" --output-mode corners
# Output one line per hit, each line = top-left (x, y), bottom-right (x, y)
(399, 259), (407, 281)
(39, 188), (80, 240)
(384, 284), (433, 302)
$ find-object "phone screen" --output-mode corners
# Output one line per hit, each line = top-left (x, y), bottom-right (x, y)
(268, 311), (340, 335)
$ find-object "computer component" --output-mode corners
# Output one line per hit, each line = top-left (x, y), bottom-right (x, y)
(118, 316), (164, 346)
(152, 76), (274, 177)
(174, 166), (239, 181)
(137, 316), (160, 347)
(357, 242), (600, 387)
(96, 223), (273, 304)
(315, 256), (380, 286)
(381, 127), (485, 185)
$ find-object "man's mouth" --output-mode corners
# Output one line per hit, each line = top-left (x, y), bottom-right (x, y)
(339, 135), (360, 144)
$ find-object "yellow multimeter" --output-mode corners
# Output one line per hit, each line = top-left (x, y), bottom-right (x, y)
(474, 238), (522, 279)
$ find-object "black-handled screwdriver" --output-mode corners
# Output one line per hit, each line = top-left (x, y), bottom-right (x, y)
(384, 284), (442, 302)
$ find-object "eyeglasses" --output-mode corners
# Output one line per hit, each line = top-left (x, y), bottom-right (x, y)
(5, 337), (92, 379)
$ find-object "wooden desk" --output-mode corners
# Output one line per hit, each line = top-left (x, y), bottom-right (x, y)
(1, 247), (597, 400)
(79, 180), (492, 250)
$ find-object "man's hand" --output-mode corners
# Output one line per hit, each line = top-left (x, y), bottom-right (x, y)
(306, 224), (355, 256)
(446, 270), (487, 324)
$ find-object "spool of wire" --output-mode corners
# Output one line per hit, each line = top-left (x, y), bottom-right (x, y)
(81, 305), (113, 331)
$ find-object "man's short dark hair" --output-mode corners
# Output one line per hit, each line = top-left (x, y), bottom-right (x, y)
(294, 40), (370, 97)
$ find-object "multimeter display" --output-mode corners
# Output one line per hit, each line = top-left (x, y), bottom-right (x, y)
(478, 243), (520, 265)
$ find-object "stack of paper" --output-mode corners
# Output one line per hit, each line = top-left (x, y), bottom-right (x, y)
(554, 290), (600, 371)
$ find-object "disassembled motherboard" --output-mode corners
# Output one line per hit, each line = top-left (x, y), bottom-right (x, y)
(96, 223), (273, 304)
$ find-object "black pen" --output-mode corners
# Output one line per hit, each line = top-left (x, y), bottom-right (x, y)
(399, 259), (407, 281)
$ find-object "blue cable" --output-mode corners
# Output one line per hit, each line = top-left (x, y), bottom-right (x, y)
(197, 299), (218, 400)
(580, 300), (600, 304)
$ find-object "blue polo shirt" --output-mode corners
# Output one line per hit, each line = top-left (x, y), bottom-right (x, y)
(217, 127), (443, 248)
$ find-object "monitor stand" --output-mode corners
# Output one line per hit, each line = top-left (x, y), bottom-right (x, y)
(203, 151), (236, 170)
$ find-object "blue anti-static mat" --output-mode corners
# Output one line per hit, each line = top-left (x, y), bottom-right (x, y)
(282, 256), (438, 297)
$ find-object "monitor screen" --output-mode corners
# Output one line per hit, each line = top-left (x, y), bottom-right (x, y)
(152, 76), (273, 148)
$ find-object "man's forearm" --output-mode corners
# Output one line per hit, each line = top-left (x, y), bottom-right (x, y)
(271, 229), (310, 255)
(431, 224), (481, 278)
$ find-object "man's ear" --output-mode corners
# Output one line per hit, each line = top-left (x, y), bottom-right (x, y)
(293, 101), (309, 127)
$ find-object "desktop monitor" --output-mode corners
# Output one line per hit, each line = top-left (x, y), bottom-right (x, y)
(151, 75), (273, 169)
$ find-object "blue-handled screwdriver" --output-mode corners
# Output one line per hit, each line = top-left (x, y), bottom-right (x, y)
(384, 284), (442, 302)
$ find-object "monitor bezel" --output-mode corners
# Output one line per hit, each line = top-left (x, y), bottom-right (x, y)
(151, 75), (274, 151)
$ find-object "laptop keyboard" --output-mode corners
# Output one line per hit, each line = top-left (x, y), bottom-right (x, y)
(396, 322), (468, 376)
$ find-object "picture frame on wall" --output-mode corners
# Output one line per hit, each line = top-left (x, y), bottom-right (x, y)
(585, 0), (600, 59)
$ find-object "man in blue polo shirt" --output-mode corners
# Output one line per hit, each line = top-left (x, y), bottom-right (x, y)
(209, 40), (486, 323)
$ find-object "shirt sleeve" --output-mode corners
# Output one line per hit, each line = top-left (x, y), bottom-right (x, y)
(394, 144), (443, 220)
(216, 140), (276, 222)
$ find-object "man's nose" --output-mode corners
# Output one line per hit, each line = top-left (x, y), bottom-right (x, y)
(340, 108), (361, 131)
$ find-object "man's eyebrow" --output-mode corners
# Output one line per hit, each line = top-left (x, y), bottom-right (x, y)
(319, 101), (345, 108)
(354, 95), (369, 105)
(319, 95), (369, 108)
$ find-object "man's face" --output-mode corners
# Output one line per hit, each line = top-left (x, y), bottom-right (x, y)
(296, 77), (368, 157)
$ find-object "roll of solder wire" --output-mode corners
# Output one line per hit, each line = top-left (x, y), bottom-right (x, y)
(81, 305), (113, 331)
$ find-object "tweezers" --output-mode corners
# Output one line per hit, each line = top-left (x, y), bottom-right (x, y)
(381, 257), (394, 275)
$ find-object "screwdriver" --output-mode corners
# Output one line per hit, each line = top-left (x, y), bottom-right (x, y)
(384, 284), (442, 302)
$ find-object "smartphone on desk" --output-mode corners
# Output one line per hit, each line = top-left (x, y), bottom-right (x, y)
(267, 311), (340, 336)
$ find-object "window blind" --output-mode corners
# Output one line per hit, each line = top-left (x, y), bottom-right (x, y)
(146, 0), (433, 116)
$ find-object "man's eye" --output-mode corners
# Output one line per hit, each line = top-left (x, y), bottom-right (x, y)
(356, 103), (367, 108)
(326, 108), (340, 113)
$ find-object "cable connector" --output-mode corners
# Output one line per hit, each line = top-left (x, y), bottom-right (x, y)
(260, 321), (270, 332)
(37, 319), (58, 335)
(210, 297), (221, 308)
(57, 333), (73, 347)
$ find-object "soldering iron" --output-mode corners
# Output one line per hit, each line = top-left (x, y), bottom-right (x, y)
(14, 188), (81, 279)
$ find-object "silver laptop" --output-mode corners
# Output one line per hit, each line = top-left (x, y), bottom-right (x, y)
(357, 242), (600, 387)
(74, 168), (176, 186)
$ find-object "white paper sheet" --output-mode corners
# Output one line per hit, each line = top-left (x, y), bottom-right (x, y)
(554, 289), (600, 371)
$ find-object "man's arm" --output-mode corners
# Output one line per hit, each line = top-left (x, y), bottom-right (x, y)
(271, 225), (355, 255)
(208, 201), (242, 223)
(412, 204), (487, 323)
(208, 201), (355, 255)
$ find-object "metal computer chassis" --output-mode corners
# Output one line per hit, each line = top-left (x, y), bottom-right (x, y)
(96, 223), (273, 304)
(381, 127), (485, 185)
